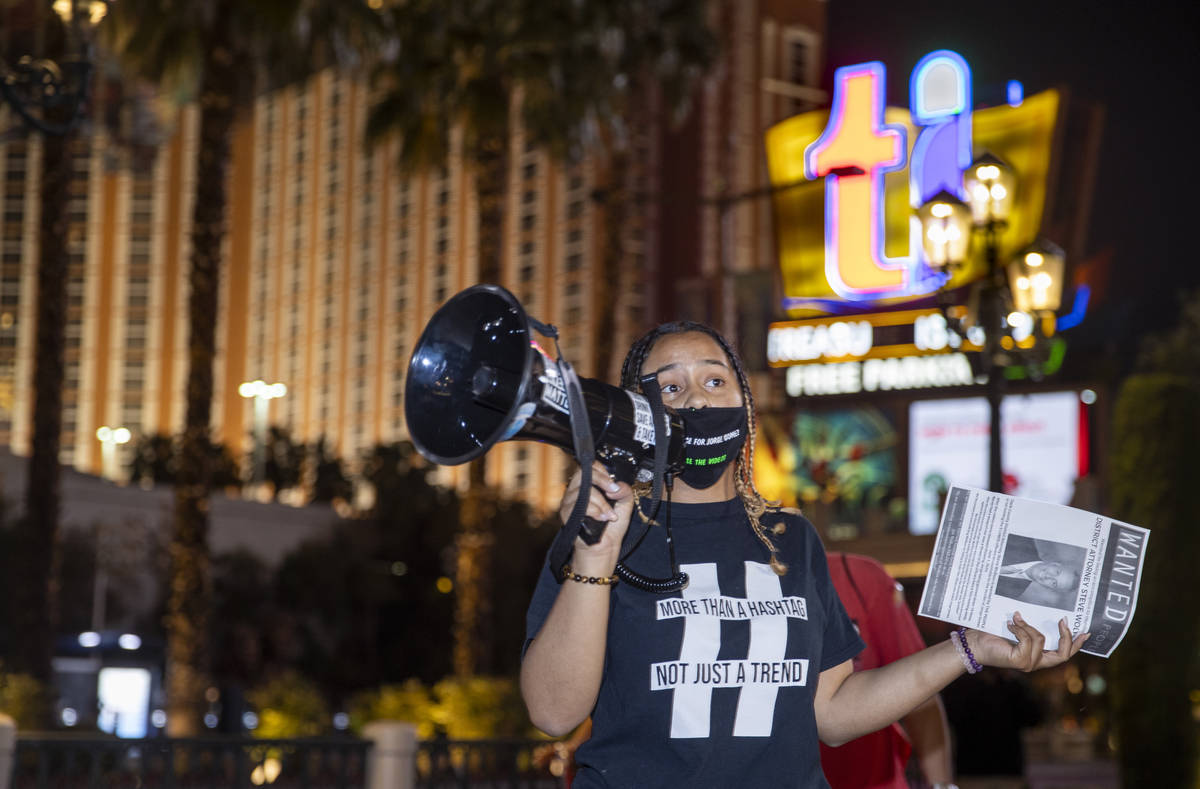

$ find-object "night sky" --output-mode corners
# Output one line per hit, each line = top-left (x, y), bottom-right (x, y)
(824, 0), (1200, 364)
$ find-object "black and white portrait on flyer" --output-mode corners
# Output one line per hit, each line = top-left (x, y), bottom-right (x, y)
(918, 486), (1148, 657)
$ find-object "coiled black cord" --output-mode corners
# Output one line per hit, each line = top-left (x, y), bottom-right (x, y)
(614, 481), (688, 593)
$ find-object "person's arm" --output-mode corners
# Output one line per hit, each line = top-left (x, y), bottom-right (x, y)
(901, 695), (953, 786)
(813, 614), (1088, 746)
(520, 463), (634, 736)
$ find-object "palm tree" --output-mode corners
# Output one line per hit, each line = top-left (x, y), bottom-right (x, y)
(518, 0), (716, 379)
(100, 0), (381, 735)
(368, 0), (522, 679)
(0, 0), (84, 693)
(368, 0), (715, 676)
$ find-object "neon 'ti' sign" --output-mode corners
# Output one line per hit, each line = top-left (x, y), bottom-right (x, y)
(765, 50), (1059, 316)
(803, 51), (971, 302)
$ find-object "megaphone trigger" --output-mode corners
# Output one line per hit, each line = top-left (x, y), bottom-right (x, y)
(578, 515), (609, 545)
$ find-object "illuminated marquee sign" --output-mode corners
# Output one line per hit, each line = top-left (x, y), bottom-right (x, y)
(765, 50), (1060, 316)
(769, 309), (982, 397)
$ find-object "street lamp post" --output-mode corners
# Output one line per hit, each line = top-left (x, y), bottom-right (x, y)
(95, 425), (130, 481)
(0, 0), (106, 135)
(238, 379), (286, 491)
(917, 154), (1065, 492)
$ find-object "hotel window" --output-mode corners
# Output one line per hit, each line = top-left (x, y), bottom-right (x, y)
(781, 27), (820, 115)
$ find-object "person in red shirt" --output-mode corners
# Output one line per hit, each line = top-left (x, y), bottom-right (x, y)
(820, 552), (957, 789)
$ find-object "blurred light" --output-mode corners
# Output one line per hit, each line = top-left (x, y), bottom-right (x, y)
(205, 687), (220, 703)
(61, 707), (78, 727)
(391, 561), (408, 576)
(151, 709), (167, 728)
(966, 326), (986, 346)
(98, 667), (151, 738)
(53, 0), (108, 26)
(1067, 675), (1084, 694)
(252, 757), (282, 786)
(1025, 251), (1044, 267)
(976, 165), (1000, 181)
(243, 711), (259, 730)
(1006, 80), (1024, 106)
(97, 426), (132, 444)
(436, 577), (454, 594)
(1007, 312), (1033, 342)
(1055, 284), (1091, 332)
(1080, 389), (1097, 405)
(118, 633), (141, 650)
(917, 191), (971, 269)
(0, 312), (13, 329)
(240, 380), (288, 399)
(204, 713), (219, 729)
(1086, 674), (1106, 695)
(78, 631), (101, 648)
(333, 712), (349, 730)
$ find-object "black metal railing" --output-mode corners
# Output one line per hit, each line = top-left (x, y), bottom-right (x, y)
(11, 734), (370, 789)
(415, 738), (566, 789)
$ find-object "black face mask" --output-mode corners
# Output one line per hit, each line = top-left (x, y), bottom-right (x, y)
(676, 406), (748, 489)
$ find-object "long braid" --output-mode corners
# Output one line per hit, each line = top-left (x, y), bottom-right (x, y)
(622, 322), (787, 575)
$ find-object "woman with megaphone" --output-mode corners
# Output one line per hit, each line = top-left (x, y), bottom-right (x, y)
(519, 320), (1089, 789)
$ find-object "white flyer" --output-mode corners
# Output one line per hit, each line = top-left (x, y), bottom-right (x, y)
(918, 486), (1148, 658)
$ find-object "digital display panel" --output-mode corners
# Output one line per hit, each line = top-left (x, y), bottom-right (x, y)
(909, 391), (1082, 534)
(98, 667), (151, 738)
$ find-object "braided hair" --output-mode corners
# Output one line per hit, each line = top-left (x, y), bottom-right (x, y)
(621, 321), (787, 575)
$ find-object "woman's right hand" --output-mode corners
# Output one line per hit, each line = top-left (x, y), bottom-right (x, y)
(558, 461), (635, 575)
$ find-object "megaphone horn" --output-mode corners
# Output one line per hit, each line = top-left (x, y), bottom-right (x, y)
(404, 285), (685, 487)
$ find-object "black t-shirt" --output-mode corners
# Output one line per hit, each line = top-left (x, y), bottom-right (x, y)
(524, 498), (864, 788)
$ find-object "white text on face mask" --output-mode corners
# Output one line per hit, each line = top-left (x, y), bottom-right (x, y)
(684, 429), (741, 447)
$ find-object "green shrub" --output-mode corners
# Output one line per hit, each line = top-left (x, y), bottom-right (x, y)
(0, 667), (48, 730)
(247, 669), (330, 738)
(429, 676), (530, 739)
(1108, 373), (1200, 789)
(349, 678), (437, 738)
(350, 675), (536, 739)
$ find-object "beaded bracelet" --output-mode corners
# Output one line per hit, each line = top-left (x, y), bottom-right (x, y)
(561, 564), (619, 586)
(951, 627), (982, 674)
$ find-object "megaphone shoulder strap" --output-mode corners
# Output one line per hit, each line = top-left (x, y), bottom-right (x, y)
(543, 330), (600, 579)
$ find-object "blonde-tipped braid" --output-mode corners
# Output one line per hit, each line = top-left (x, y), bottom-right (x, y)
(733, 400), (788, 576)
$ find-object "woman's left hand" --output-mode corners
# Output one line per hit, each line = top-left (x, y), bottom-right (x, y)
(969, 612), (1089, 672)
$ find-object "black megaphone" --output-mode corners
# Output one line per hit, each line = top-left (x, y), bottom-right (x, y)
(404, 284), (685, 491)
